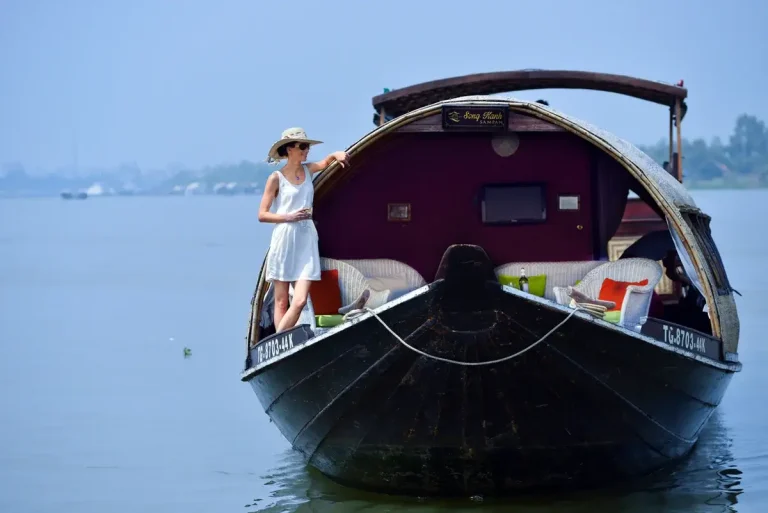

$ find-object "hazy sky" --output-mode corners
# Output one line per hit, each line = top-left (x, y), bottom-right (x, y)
(1, 0), (766, 172)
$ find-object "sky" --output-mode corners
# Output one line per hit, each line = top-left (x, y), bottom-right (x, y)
(1, 0), (766, 173)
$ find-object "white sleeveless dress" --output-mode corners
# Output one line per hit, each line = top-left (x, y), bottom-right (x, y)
(264, 165), (321, 283)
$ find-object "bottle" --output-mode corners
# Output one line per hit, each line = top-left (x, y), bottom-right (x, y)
(519, 268), (529, 293)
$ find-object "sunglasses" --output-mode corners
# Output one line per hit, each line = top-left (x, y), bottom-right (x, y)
(294, 142), (310, 151)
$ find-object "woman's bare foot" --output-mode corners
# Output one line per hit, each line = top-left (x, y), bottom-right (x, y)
(338, 289), (370, 315)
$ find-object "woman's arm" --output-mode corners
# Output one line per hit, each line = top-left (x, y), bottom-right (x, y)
(258, 174), (284, 223)
(258, 174), (311, 223)
(306, 151), (350, 174)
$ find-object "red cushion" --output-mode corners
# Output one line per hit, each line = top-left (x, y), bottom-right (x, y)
(310, 269), (342, 315)
(598, 277), (649, 312)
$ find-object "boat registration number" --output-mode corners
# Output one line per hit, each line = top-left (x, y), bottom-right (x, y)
(640, 317), (721, 360)
(257, 332), (295, 364)
(659, 324), (707, 353)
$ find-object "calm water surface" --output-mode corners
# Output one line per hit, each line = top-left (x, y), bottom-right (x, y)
(0, 190), (766, 512)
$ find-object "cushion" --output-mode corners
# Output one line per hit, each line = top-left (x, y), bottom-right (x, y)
(315, 314), (344, 327)
(603, 310), (621, 324)
(498, 274), (547, 298)
(598, 278), (649, 312)
(310, 269), (342, 315)
(367, 276), (409, 291)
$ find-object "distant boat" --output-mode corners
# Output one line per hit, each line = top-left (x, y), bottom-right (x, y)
(243, 183), (261, 195)
(60, 190), (87, 200)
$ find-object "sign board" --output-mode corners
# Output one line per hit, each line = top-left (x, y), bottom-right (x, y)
(640, 317), (722, 360)
(251, 324), (315, 366)
(442, 105), (508, 131)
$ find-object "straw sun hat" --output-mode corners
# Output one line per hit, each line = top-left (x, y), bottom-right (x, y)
(266, 127), (323, 163)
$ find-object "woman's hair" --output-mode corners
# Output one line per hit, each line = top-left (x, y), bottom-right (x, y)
(276, 142), (296, 158)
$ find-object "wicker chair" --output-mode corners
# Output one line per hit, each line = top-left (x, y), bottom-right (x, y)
(260, 258), (393, 332)
(318, 258), (390, 309)
(552, 258), (663, 329)
(342, 258), (427, 304)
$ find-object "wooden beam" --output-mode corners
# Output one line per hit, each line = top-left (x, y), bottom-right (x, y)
(394, 112), (565, 133)
(668, 106), (674, 172)
(675, 99), (683, 181)
(373, 70), (689, 118)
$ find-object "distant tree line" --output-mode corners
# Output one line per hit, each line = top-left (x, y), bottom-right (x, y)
(638, 114), (768, 188)
(3, 114), (768, 197)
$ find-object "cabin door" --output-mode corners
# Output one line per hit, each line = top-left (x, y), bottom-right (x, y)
(551, 193), (594, 260)
(480, 183), (595, 262)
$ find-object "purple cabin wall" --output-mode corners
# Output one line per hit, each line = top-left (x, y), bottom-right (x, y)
(313, 131), (597, 281)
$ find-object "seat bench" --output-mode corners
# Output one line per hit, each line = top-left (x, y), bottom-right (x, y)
(495, 258), (664, 330)
(310, 258), (427, 335)
(494, 261), (605, 301)
(259, 258), (428, 336)
(342, 258), (427, 303)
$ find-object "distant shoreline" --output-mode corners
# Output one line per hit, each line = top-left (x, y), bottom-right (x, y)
(2, 184), (768, 200)
(685, 180), (768, 191)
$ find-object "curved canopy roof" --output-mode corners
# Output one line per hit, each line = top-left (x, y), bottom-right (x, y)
(372, 69), (688, 119)
(326, 95), (696, 209)
(314, 95), (736, 342)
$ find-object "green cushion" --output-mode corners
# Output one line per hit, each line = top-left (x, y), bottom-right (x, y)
(498, 274), (547, 298)
(315, 314), (344, 327)
(603, 311), (621, 324)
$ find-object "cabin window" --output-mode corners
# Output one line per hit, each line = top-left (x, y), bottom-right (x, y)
(481, 184), (546, 225)
(681, 212), (732, 295)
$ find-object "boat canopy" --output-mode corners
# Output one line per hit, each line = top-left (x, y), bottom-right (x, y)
(312, 96), (737, 348)
(372, 70), (688, 120)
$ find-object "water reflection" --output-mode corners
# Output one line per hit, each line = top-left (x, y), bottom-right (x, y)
(247, 410), (743, 513)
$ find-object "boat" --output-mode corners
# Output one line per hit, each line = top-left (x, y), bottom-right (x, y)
(240, 69), (742, 496)
(60, 190), (87, 200)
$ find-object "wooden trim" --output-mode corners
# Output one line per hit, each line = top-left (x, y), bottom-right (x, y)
(373, 69), (688, 118)
(395, 111), (564, 133)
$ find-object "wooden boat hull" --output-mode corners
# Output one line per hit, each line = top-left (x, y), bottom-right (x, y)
(242, 247), (739, 496)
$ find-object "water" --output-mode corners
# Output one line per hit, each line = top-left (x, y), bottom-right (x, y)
(0, 191), (766, 512)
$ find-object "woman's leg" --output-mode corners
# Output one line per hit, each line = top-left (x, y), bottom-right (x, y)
(275, 279), (311, 333)
(272, 280), (290, 331)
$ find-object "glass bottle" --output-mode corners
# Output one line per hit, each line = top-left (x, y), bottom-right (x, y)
(519, 268), (529, 293)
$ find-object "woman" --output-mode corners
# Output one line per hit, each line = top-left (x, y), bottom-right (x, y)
(258, 127), (349, 333)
